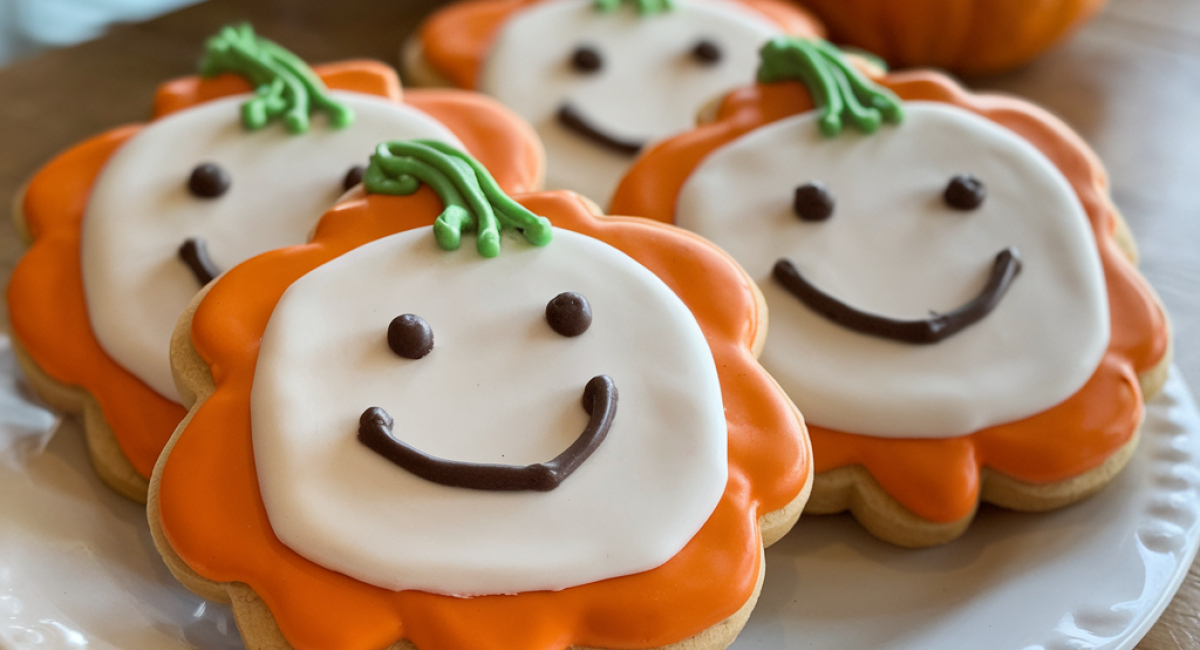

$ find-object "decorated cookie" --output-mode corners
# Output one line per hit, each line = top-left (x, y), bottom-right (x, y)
(6, 25), (542, 502)
(406, 0), (823, 205)
(148, 141), (811, 650)
(611, 37), (1171, 546)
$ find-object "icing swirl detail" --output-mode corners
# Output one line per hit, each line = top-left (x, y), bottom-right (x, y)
(364, 140), (553, 257)
(357, 375), (617, 491)
(200, 24), (354, 133)
(773, 247), (1023, 344)
(757, 37), (903, 136)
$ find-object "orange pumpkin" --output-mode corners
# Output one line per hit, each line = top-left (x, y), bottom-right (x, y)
(794, 0), (1106, 75)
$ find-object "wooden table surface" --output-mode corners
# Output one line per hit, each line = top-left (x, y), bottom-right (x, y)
(0, 0), (1197, 648)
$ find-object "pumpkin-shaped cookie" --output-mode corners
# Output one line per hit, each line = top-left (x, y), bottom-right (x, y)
(406, 0), (823, 205)
(612, 37), (1170, 546)
(796, 0), (1106, 75)
(6, 25), (542, 501)
(149, 141), (811, 650)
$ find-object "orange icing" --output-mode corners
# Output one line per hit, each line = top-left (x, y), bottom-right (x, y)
(7, 62), (542, 480)
(419, 0), (825, 89)
(610, 70), (1169, 524)
(158, 190), (809, 650)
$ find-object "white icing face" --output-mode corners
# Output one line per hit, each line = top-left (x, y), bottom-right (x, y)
(81, 92), (462, 401)
(676, 102), (1110, 438)
(479, 0), (780, 205)
(251, 227), (728, 596)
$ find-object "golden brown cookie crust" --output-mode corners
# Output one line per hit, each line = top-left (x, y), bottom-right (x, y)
(10, 189), (150, 502)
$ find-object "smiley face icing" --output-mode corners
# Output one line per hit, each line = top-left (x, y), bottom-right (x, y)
(611, 39), (1169, 544)
(483, 0), (782, 203)
(677, 101), (1109, 438)
(8, 26), (546, 499)
(250, 226), (727, 595)
(153, 143), (809, 649)
(81, 91), (461, 401)
(418, 0), (822, 205)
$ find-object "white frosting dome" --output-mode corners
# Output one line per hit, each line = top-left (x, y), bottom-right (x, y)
(251, 227), (729, 596)
(81, 92), (462, 401)
(676, 102), (1110, 438)
(479, 0), (781, 205)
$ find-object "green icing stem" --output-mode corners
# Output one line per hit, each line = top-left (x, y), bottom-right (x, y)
(594, 0), (675, 14)
(416, 140), (553, 246)
(364, 141), (553, 258)
(258, 39), (354, 127)
(825, 62), (880, 133)
(200, 24), (353, 134)
(365, 153), (475, 251)
(814, 41), (903, 124)
(757, 36), (903, 137)
(381, 141), (502, 255)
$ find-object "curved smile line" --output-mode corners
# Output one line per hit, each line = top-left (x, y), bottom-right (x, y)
(556, 103), (646, 156)
(773, 247), (1023, 344)
(358, 375), (618, 491)
(179, 237), (221, 285)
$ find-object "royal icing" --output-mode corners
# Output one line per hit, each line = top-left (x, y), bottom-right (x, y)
(676, 101), (1109, 437)
(476, 0), (789, 203)
(81, 92), (462, 400)
(611, 67), (1169, 524)
(8, 59), (543, 483)
(251, 226), (727, 596)
(159, 188), (808, 650)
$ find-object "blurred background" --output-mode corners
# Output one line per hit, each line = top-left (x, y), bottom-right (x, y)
(0, 0), (199, 65)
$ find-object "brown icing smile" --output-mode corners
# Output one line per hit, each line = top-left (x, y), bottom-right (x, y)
(178, 237), (222, 285)
(773, 247), (1022, 344)
(556, 103), (645, 155)
(358, 375), (618, 491)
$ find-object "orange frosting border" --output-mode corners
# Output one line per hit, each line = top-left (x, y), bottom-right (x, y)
(157, 189), (809, 650)
(419, 0), (826, 89)
(610, 70), (1169, 523)
(6, 61), (543, 479)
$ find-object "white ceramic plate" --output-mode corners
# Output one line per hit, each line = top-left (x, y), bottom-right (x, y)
(2, 332), (1198, 650)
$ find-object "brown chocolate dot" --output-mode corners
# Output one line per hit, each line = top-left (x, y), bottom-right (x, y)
(944, 174), (986, 210)
(343, 165), (366, 191)
(691, 39), (722, 65)
(571, 46), (603, 73)
(793, 182), (834, 221)
(546, 292), (592, 337)
(188, 163), (230, 198)
(388, 314), (434, 359)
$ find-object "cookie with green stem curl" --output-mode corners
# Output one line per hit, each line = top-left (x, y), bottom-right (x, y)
(405, 0), (823, 206)
(149, 140), (811, 650)
(7, 24), (543, 502)
(612, 36), (1171, 546)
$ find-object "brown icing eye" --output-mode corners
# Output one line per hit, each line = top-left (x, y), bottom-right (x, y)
(944, 174), (986, 210)
(388, 314), (434, 359)
(343, 165), (366, 191)
(691, 39), (722, 65)
(571, 46), (603, 73)
(546, 292), (592, 337)
(188, 163), (230, 198)
(793, 182), (834, 221)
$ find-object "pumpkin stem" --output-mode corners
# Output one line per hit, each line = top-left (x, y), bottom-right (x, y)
(200, 24), (354, 133)
(594, 0), (676, 15)
(757, 36), (903, 137)
(364, 141), (553, 258)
